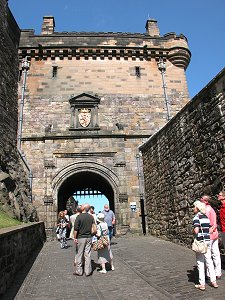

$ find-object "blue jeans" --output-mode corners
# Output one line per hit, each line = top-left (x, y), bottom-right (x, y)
(108, 226), (114, 240)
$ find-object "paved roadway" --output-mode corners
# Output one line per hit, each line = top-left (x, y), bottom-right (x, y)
(3, 235), (225, 300)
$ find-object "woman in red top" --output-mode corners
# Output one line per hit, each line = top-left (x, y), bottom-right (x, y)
(218, 191), (225, 251)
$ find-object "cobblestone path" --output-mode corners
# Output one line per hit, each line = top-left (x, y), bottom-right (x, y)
(4, 236), (225, 300)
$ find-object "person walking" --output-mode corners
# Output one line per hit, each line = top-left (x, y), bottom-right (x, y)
(192, 200), (218, 290)
(57, 211), (68, 249)
(218, 191), (225, 251)
(102, 204), (116, 240)
(95, 213), (114, 274)
(73, 203), (95, 276)
(200, 195), (221, 279)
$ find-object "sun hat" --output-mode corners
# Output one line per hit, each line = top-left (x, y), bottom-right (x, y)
(96, 213), (105, 222)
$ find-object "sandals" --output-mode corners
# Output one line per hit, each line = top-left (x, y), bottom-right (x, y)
(195, 284), (205, 291)
(211, 282), (218, 288)
(195, 282), (218, 291)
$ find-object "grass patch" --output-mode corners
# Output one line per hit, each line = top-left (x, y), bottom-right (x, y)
(0, 206), (22, 229)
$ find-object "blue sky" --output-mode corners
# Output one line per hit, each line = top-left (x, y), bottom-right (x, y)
(75, 195), (108, 214)
(8, 0), (225, 98)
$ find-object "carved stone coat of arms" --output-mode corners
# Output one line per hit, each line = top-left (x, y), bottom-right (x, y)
(78, 108), (91, 127)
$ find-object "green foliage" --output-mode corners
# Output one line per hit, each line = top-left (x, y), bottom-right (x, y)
(0, 206), (22, 229)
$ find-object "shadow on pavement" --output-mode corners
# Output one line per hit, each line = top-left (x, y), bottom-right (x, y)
(110, 241), (117, 245)
(187, 265), (198, 284)
(221, 253), (225, 270)
(91, 259), (100, 271)
(2, 245), (43, 300)
(187, 255), (225, 285)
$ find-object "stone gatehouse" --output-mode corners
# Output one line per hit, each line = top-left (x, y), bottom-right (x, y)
(17, 16), (191, 235)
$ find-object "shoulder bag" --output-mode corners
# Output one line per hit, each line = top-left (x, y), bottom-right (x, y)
(92, 225), (109, 251)
(192, 219), (208, 254)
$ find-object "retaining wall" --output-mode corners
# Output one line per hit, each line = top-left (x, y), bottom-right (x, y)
(140, 68), (225, 246)
(0, 222), (46, 296)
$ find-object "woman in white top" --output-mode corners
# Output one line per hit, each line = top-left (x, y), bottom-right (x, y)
(96, 213), (114, 274)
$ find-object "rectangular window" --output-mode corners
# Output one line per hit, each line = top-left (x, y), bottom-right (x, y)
(52, 66), (58, 78)
(135, 66), (141, 77)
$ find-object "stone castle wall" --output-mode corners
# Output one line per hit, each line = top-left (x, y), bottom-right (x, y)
(140, 69), (225, 246)
(0, 0), (20, 154)
(21, 60), (188, 135)
(0, 0), (37, 221)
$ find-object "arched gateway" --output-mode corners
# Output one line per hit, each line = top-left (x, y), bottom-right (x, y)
(52, 161), (118, 213)
(47, 161), (135, 236)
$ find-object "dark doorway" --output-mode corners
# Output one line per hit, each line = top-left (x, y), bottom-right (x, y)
(57, 171), (114, 214)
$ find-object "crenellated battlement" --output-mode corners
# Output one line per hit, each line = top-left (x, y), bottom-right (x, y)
(19, 16), (190, 70)
(19, 46), (190, 68)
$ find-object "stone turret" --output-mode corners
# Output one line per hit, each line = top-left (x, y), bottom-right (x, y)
(145, 19), (160, 36)
(41, 16), (55, 35)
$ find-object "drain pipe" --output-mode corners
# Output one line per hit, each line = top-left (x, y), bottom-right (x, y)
(17, 57), (33, 202)
(158, 57), (171, 121)
(136, 152), (147, 235)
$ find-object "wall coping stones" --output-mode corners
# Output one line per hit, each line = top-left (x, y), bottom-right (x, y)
(0, 221), (45, 237)
(139, 67), (225, 152)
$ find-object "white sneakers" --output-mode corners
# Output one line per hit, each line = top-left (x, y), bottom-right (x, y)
(98, 266), (115, 273)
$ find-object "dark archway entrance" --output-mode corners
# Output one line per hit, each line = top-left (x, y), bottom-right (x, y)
(57, 171), (115, 213)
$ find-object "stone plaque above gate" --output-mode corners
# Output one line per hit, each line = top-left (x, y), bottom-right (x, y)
(69, 93), (100, 130)
(119, 193), (128, 203)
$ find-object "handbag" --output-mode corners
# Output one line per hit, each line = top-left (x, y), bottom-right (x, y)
(92, 226), (109, 251)
(92, 238), (105, 251)
(99, 225), (109, 247)
(101, 236), (109, 247)
(192, 238), (208, 254)
(192, 219), (208, 254)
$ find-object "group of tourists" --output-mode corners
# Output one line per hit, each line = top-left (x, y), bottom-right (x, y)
(56, 203), (116, 276)
(192, 191), (225, 291)
(56, 191), (225, 282)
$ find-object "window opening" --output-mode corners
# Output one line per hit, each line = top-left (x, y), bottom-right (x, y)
(52, 66), (58, 78)
(135, 66), (141, 77)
